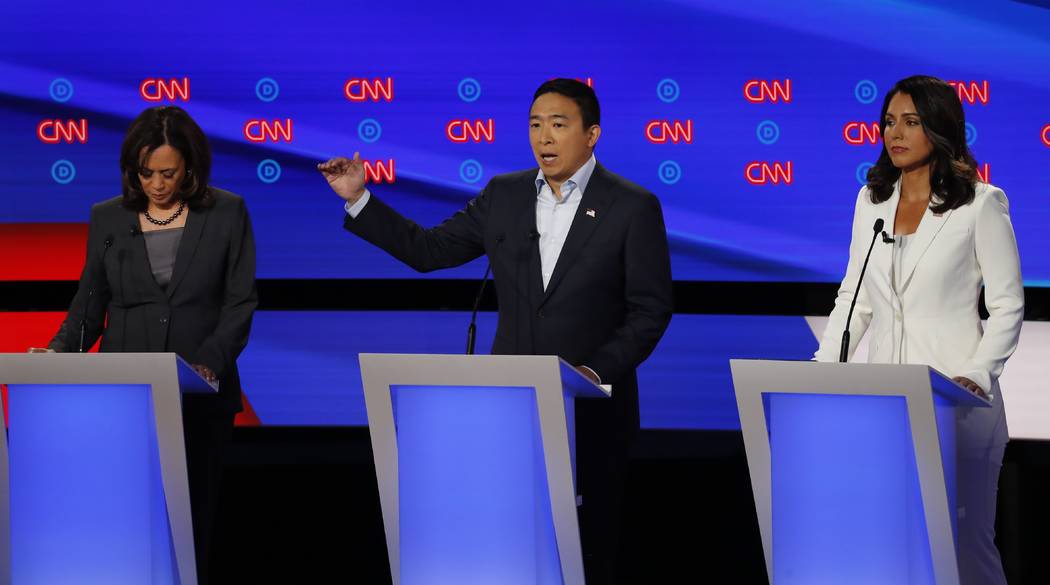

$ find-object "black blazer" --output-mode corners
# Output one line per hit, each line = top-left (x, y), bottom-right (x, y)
(50, 188), (258, 413)
(345, 163), (674, 432)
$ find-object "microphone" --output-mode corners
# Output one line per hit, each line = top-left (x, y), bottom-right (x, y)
(466, 234), (504, 355)
(79, 234), (114, 353)
(839, 219), (883, 362)
(129, 224), (142, 237)
(881, 230), (895, 243)
(528, 229), (540, 241)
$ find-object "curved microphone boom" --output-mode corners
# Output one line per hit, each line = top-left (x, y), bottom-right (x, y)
(839, 218), (884, 362)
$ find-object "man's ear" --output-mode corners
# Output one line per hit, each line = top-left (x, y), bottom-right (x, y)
(587, 125), (602, 148)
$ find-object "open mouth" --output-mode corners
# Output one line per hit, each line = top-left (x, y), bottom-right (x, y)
(540, 154), (558, 164)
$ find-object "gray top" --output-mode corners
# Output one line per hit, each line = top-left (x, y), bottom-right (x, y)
(143, 227), (183, 289)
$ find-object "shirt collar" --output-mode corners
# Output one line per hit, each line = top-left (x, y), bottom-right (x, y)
(535, 154), (597, 200)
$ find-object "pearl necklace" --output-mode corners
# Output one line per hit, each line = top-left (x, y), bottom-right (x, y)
(144, 200), (186, 226)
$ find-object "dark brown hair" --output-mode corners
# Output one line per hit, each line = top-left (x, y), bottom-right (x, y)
(120, 106), (214, 211)
(866, 75), (979, 213)
(532, 78), (601, 130)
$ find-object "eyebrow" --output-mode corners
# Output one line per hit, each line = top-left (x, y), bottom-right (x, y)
(140, 167), (179, 172)
(886, 112), (920, 117)
(529, 114), (570, 120)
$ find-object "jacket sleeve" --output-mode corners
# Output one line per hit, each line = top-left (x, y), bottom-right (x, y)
(956, 187), (1024, 396)
(582, 193), (674, 384)
(343, 186), (488, 272)
(815, 187), (874, 362)
(195, 197), (258, 378)
(48, 204), (112, 352)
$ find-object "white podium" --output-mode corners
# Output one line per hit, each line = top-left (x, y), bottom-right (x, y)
(0, 353), (216, 585)
(359, 353), (610, 585)
(730, 360), (990, 585)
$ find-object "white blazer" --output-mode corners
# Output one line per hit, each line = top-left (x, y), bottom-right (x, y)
(815, 180), (1024, 400)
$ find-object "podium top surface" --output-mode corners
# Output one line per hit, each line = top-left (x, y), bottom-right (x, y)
(729, 359), (990, 408)
(0, 352), (218, 394)
(358, 353), (610, 399)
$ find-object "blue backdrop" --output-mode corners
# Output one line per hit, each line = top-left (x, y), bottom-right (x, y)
(3, 0), (1049, 282)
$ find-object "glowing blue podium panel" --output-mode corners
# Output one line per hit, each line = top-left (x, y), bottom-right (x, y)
(730, 360), (988, 585)
(0, 353), (216, 585)
(395, 386), (560, 585)
(7, 383), (174, 585)
(360, 354), (608, 585)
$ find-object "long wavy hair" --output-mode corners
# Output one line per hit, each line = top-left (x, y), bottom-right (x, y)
(120, 106), (214, 211)
(866, 75), (979, 213)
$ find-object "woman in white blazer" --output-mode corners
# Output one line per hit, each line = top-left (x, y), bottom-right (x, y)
(816, 75), (1023, 585)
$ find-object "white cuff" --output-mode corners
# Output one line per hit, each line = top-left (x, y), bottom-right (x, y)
(344, 189), (372, 218)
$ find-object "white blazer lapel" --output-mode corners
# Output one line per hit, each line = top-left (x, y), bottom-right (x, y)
(899, 204), (953, 291)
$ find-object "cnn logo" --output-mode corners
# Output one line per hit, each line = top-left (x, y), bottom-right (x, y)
(744, 79), (791, 103)
(645, 120), (693, 144)
(446, 120), (495, 143)
(140, 78), (190, 102)
(947, 81), (989, 105)
(345, 78), (394, 102)
(37, 119), (88, 144)
(745, 161), (793, 185)
(363, 159), (396, 183)
(843, 122), (881, 145)
(244, 119), (294, 143)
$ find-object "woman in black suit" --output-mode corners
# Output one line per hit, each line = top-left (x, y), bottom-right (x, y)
(36, 105), (257, 584)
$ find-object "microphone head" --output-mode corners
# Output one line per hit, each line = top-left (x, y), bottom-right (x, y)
(103, 234), (114, 247)
(873, 218), (885, 233)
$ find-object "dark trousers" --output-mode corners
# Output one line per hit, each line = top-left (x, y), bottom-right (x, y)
(576, 395), (637, 585)
(181, 399), (235, 585)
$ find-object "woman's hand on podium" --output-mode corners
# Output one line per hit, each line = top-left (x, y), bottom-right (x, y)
(192, 364), (217, 383)
(318, 152), (367, 204)
(953, 376), (987, 398)
(575, 365), (600, 384)
(26, 347), (55, 353)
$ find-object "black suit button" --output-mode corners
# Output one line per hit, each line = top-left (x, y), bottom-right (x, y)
(159, 317), (169, 324)
(537, 309), (544, 318)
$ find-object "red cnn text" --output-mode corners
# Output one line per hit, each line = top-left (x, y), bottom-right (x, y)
(843, 122), (881, 145)
(345, 78), (394, 102)
(947, 81), (989, 105)
(975, 163), (991, 184)
(745, 161), (793, 185)
(645, 120), (693, 144)
(243, 119), (294, 143)
(744, 79), (792, 103)
(140, 78), (190, 102)
(447, 119), (495, 143)
(363, 159), (396, 183)
(37, 119), (88, 144)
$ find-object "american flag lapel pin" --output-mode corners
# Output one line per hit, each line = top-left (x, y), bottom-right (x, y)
(585, 208), (597, 219)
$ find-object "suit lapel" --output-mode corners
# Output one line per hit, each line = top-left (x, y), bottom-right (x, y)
(166, 205), (207, 298)
(898, 205), (952, 291)
(499, 173), (545, 305)
(540, 164), (615, 305)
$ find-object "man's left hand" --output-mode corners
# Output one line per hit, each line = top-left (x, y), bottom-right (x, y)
(193, 364), (218, 383)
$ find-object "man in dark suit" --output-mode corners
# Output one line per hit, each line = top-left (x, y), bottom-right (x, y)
(320, 78), (673, 584)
